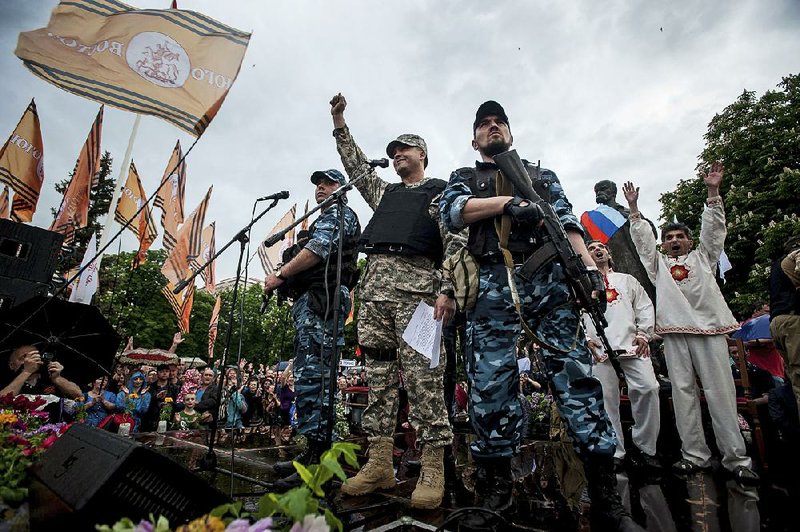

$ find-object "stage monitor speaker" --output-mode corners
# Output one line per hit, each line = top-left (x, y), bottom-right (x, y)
(29, 424), (230, 530)
(0, 276), (49, 310)
(0, 219), (63, 308)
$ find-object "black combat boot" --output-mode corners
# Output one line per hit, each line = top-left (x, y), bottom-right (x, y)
(273, 439), (325, 478)
(443, 445), (473, 506)
(482, 457), (514, 513)
(460, 457), (514, 530)
(585, 454), (645, 532)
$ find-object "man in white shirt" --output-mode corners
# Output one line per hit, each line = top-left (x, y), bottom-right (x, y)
(623, 163), (759, 486)
(584, 241), (660, 471)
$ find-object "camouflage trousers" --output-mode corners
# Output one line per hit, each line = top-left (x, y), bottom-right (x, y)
(291, 288), (349, 443)
(357, 297), (454, 448)
(466, 261), (616, 459)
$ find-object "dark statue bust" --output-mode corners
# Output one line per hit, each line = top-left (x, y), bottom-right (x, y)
(594, 179), (630, 216)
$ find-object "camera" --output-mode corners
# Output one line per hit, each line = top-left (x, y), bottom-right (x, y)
(41, 350), (56, 364)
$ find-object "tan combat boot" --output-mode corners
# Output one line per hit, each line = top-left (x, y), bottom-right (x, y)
(340, 437), (396, 496)
(410, 445), (445, 509)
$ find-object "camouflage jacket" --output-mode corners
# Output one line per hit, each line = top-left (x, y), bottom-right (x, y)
(303, 203), (360, 261)
(333, 125), (464, 302)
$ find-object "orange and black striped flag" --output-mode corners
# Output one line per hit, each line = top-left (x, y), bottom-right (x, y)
(257, 204), (296, 275)
(154, 140), (186, 253)
(208, 294), (221, 359)
(0, 99), (44, 222)
(161, 186), (211, 286)
(0, 186), (9, 219)
(15, 0), (250, 137)
(300, 200), (310, 231)
(190, 222), (216, 294)
(114, 161), (158, 267)
(162, 280), (194, 334)
(161, 186), (211, 331)
(178, 185), (212, 260)
(50, 105), (103, 245)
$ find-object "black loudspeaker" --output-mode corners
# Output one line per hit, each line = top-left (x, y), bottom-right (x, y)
(0, 219), (63, 309)
(29, 424), (229, 530)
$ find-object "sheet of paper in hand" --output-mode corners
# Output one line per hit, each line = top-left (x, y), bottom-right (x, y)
(402, 301), (443, 368)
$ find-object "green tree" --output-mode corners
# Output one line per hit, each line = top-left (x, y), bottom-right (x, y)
(212, 282), (293, 367)
(52, 151), (115, 275)
(95, 249), (176, 349)
(659, 73), (800, 317)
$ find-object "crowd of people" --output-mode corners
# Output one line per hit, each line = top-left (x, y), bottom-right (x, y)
(0, 345), (374, 446)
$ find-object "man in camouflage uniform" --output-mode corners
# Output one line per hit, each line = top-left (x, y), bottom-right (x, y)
(264, 169), (361, 489)
(330, 93), (457, 509)
(439, 101), (641, 530)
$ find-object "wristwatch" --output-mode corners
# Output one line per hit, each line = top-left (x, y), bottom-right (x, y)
(275, 267), (285, 280)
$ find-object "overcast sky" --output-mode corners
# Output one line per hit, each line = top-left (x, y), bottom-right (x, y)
(2, 0), (799, 282)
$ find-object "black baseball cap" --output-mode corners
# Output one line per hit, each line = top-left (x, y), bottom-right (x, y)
(473, 100), (509, 133)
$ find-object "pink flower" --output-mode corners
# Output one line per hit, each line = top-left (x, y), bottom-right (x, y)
(225, 519), (251, 532)
(248, 518), (273, 532)
(289, 515), (329, 532)
(8, 434), (29, 446)
(41, 433), (59, 448)
(134, 519), (154, 532)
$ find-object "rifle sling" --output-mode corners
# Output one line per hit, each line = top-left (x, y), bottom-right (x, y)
(516, 241), (558, 282)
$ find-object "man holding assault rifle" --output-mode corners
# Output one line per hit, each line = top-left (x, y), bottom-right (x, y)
(438, 101), (642, 531)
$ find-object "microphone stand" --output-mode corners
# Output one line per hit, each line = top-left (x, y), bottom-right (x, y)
(173, 196), (283, 488)
(263, 162), (379, 448)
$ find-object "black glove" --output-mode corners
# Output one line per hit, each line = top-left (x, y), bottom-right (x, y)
(504, 197), (544, 226)
(587, 269), (607, 314)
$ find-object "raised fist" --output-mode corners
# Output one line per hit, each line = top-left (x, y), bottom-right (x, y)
(330, 93), (347, 116)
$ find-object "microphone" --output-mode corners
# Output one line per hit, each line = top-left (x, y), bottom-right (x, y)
(256, 191), (290, 201)
(368, 158), (389, 168)
(172, 278), (190, 294)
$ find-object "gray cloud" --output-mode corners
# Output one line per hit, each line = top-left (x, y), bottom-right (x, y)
(1, 0), (798, 283)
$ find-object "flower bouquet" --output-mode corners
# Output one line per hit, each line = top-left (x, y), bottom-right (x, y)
(0, 393), (68, 507)
(523, 392), (554, 440)
(98, 392), (136, 432)
(160, 396), (174, 422)
(74, 395), (88, 423)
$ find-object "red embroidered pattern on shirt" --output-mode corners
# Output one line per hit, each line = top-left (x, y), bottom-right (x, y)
(605, 287), (620, 305)
(670, 263), (690, 282)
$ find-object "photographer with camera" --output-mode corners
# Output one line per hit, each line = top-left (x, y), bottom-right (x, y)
(0, 344), (81, 399)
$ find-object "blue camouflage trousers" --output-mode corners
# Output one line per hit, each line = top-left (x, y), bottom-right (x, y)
(292, 288), (350, 443)
(467, 261), (616, 459)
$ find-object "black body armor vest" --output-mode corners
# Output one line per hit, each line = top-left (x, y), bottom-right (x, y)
(462, 161), (552, 257)
(359, 179), (447, 265)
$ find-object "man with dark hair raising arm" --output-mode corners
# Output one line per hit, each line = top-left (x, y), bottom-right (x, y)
(623, 165), (759, 486)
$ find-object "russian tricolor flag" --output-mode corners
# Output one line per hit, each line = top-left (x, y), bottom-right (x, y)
(581, 204), (627, 243)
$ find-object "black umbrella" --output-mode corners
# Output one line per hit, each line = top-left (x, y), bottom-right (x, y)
(0, 296), (121, 385)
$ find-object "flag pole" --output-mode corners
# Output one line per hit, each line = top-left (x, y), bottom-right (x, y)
(98, 113), (141, 257)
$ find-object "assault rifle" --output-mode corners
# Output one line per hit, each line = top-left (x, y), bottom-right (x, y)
(493, 149), (616, 359)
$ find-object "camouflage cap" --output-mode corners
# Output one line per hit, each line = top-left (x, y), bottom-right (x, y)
(473, 100), (509, 133)
(385, 134), (429, 168)
(310, 168), (347, 186)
